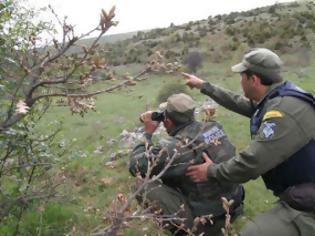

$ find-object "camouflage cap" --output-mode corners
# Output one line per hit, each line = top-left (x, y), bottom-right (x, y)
(159, 93), (196, 124)
(231, 48), (283, 80)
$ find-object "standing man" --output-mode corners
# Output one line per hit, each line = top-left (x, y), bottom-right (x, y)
(129, 93), (244, 235)
(182, 48), (315, 235)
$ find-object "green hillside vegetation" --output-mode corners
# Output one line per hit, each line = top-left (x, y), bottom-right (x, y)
(1, 1), (315, 235)
(66, 31), (139, 54)
(99, 1), (315, 67)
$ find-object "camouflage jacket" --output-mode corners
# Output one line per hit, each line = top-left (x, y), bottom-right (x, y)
(129, 120), (243, 216)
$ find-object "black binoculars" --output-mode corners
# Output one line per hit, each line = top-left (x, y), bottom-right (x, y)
(140, 111), (165, 123)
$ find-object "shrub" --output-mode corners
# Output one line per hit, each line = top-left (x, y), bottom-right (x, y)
(183, 51), (203, 73)
(156, 80), (190, 104)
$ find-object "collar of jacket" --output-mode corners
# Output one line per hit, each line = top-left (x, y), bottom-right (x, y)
(256, 81), (285, 107)
(168, 120), (195, 136)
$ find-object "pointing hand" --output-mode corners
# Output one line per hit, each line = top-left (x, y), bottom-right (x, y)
(181, 72), (205, 90)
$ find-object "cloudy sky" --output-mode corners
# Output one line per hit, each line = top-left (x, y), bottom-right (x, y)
(25, 0), (294, 36)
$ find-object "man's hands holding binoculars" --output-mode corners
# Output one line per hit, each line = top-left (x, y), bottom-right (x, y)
(140, 111), (161, 135)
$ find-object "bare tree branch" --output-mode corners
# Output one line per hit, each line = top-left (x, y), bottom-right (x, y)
(28, 67), (150, 104)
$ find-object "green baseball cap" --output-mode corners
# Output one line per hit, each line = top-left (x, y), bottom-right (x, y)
(231, 48), (283, 79)
(159, 93), (196, 124)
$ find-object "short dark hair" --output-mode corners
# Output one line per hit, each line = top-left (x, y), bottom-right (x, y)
(243, 70), (282, 86)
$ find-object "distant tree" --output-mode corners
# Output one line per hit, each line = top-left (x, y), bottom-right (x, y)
(225, 26), (235, 36)
(268, 4), (277, 14)
(134, 31), (145, 40)
(184, 24), (191, 31)
(171, 32), (181, 43)
(197, 26), (208, 37)
(183, 51), (203, 73)
(215, 15), (222, 21)
(247, 36), (255, 47)
(164, 49), (177, 60)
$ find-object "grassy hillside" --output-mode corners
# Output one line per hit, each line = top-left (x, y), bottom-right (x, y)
(99, 1), (315, 67)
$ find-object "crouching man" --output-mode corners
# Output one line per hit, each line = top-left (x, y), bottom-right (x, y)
(129, 93), (244, 235)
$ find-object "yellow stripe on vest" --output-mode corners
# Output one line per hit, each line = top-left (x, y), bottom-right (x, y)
(263, 110), (283, 121)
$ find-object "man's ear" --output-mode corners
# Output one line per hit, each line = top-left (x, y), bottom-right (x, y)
(251, 74), (261, 85)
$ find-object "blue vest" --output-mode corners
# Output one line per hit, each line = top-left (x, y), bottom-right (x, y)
(250, 81), (315, 195)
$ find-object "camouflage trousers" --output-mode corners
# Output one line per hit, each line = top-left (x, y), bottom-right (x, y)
(239, 201), (315, 236)
(136, 180), (241, 236)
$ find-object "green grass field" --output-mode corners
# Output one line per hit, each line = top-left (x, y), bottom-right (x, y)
(10, 57), (314, 236)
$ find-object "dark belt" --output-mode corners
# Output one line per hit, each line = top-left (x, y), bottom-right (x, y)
(279, 183), (315, 212)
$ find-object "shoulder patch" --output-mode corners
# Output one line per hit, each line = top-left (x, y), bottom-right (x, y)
(263, 110), (283, 121)
(261, 122), (276, 139)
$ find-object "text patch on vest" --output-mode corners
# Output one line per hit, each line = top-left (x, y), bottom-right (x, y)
(202, 126), (225, 144)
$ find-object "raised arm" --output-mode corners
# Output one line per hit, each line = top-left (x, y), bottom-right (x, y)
(182, 72), (255, 118)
